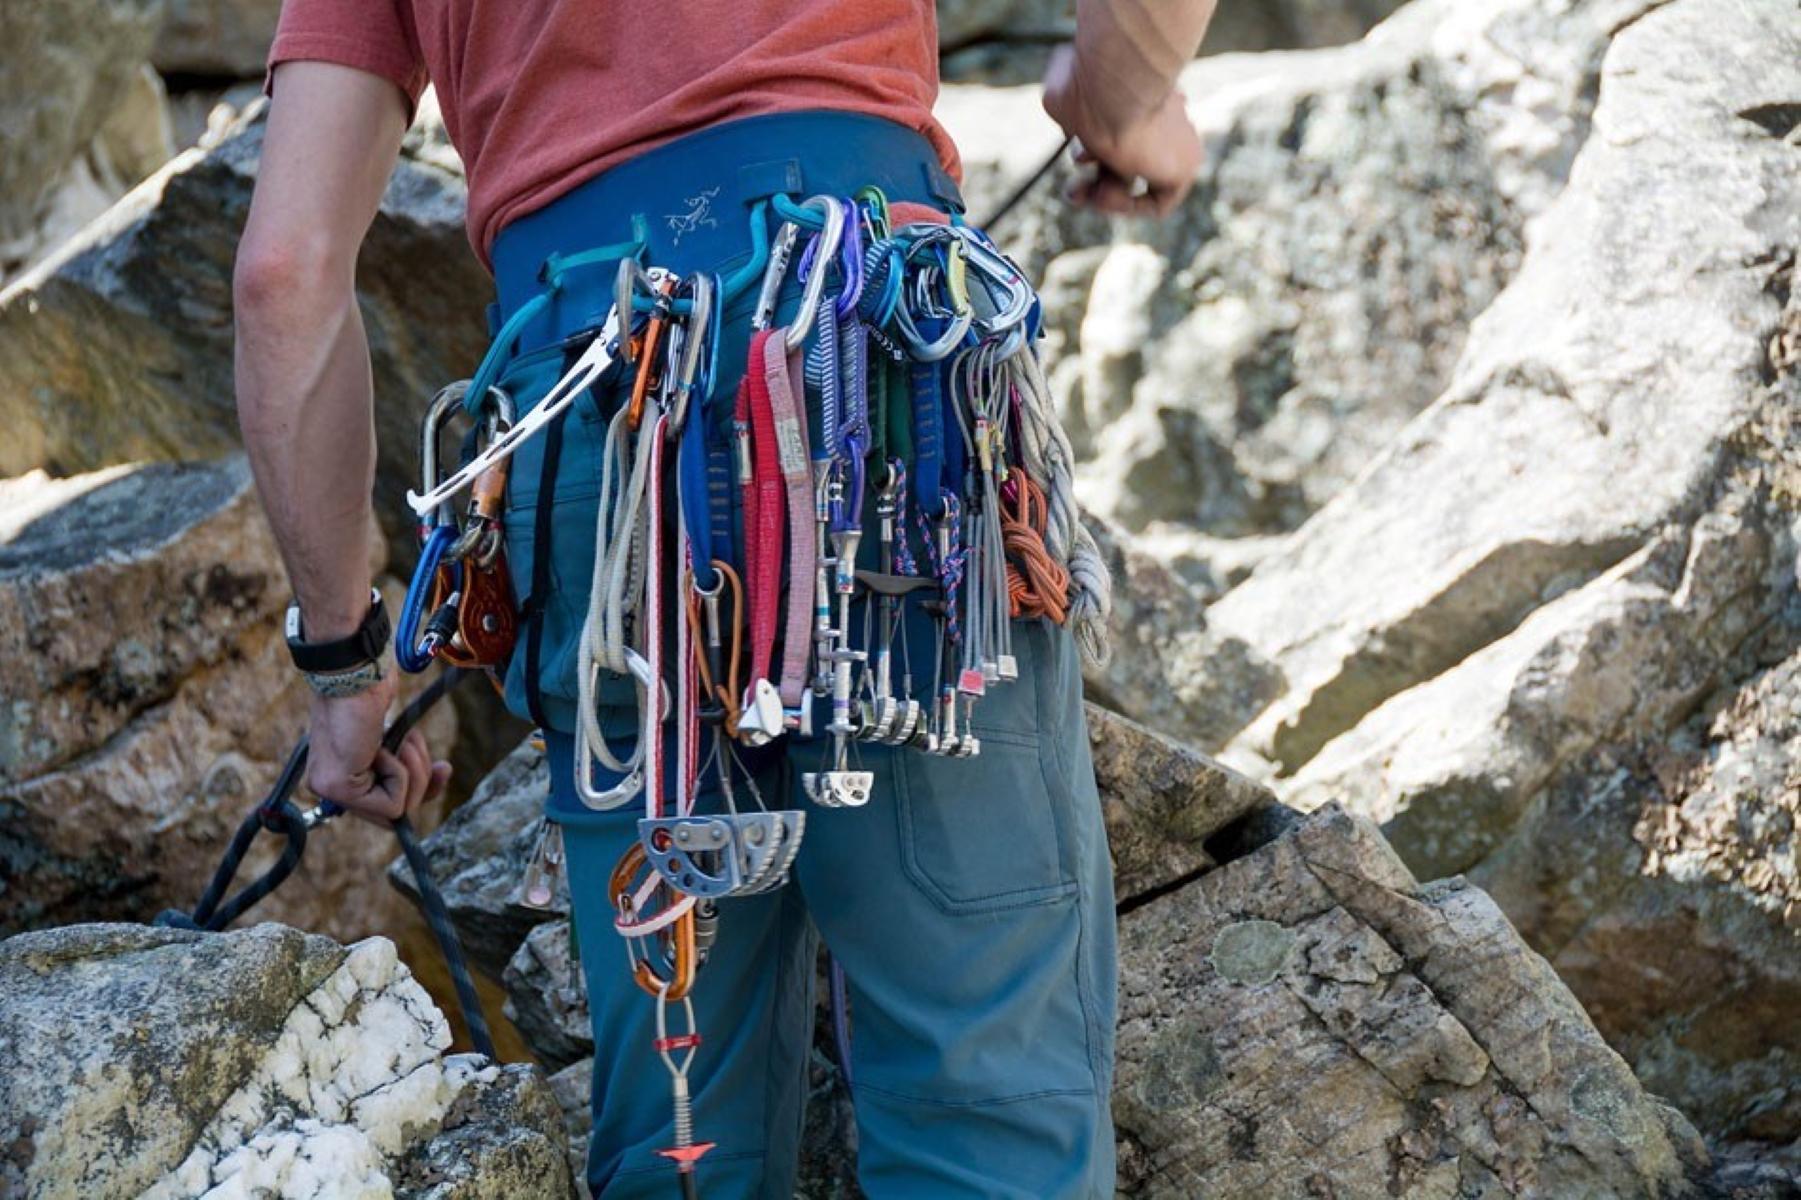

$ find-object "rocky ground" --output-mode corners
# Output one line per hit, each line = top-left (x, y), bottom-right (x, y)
(0, 923), (572, 1198)
(1, 0), (1797, 1197)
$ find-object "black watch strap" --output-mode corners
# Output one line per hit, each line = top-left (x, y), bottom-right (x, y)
(285, 589), (391, 674)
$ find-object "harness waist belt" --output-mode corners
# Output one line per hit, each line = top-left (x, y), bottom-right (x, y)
(491, 110), (964, 357)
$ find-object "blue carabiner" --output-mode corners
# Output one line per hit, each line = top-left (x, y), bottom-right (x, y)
(396, 523), (459, 673)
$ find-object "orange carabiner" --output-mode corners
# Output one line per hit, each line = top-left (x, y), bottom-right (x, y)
(626, 277), (677, 431)
(686, 560), (746, 736)
(608, 842), (698, 1000)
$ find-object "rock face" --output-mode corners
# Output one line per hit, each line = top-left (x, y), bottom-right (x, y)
(501, 918), (590, 1075)
(0, 456), (448, 945)
(0, 99), (488, 550)
(0, 922), (573, 1199)
(0, 0), (165, 249)
(1080, 513), (1281, 749)
(153, 0), (283, 78)
(944, 0), (1669, 541)
(1115, 804), (1706, 1196)
(936, 0), (1407, 85)
(0, 1), (175, 279)
(1478, 638), (1801, 1146)
(1189, 0), (1801, 1140)
(1086, 702), (1276, 900)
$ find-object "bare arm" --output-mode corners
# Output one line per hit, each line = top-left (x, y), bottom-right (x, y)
(1042, 0), (1219, 217)
(235, 61), (447, 821)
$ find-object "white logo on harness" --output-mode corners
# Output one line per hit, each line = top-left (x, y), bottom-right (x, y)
(665, 187), (721, 245)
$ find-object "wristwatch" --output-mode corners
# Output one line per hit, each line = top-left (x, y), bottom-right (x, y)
(285, 589), (392, 697)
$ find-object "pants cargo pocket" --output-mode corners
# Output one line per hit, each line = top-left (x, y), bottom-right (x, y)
(894, 737), (1077, 915)
(892, 620), (1078, 915)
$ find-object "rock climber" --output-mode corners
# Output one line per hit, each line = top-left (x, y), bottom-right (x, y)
(233, 0), (1218, 1195)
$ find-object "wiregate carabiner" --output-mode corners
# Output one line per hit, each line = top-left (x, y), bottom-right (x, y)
(953, 226), (1035, 337)
(664, 273), (713, 435)
(445, 387), (517, 563)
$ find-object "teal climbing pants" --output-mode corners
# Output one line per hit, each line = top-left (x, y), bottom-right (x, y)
(487, 111), (1118, 1199)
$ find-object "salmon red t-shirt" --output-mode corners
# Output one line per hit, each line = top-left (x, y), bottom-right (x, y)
(267, 0), (959, 265)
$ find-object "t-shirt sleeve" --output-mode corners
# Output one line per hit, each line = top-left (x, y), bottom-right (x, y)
(265, 0), (427, 119)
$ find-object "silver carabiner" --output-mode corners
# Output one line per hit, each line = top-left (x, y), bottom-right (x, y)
(953, 227), (1034, 336)
(444, 386), (516, 562)
(751, 196), (847, 351)
(664, 273), (713, 434)
(421, 380), (510, 537)
(616, 261), (678, 363)
(890, 225), (973, 360)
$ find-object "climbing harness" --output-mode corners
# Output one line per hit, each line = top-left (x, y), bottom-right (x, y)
(374, 134), (1109, 1193)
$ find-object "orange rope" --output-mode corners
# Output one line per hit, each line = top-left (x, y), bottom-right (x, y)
(1003, 473), (1070, 624)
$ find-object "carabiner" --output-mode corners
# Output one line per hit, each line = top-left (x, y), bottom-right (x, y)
(751, 195), (847, 351)
(664, 273), (713, 435)
(953, 226), (1034, 336)
(445, 387), (517, 561)
(626, 273), (677, 430)
(891, 228), (973, 360)
(609, 842), (699, 1001)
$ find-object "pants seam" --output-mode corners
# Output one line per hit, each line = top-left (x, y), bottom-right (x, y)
(1039, 624), (1108, 1096)
(759, 801), (811, 1200)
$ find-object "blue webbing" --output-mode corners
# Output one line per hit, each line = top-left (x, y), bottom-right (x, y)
(908, 322), (947, 519)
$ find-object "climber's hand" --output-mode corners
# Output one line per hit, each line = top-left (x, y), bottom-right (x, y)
(1041, 44), (1203, 218)
(305, 677), (450, 825)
